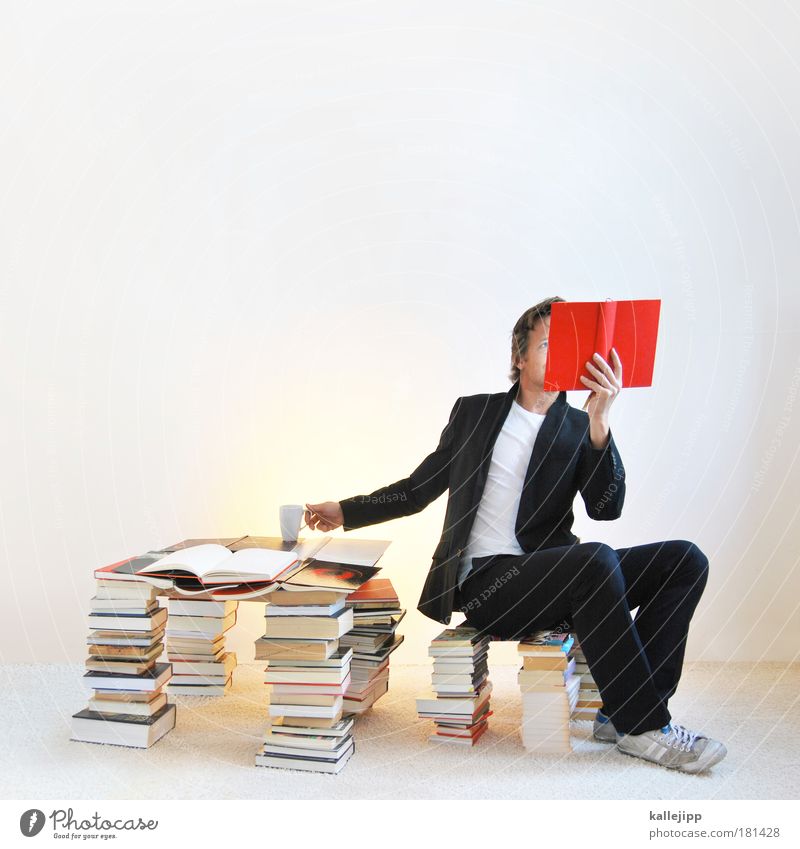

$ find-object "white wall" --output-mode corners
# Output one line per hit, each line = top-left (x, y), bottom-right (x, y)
(1, 0), (798, 666)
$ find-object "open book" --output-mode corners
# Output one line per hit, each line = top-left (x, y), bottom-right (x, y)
(544, 299), (661, 391)
(135, 544), (300, 585)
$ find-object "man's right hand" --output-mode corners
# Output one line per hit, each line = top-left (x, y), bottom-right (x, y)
(304, 501), (344, 532)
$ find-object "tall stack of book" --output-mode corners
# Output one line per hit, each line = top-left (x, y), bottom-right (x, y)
(568, 636), (602, 720)
(415, 627), (493, 746)
(254, 586), (356, 773)
(164, 599), (238, 696)
(342, 577), (405, 715)
(517, 630), (581, 753)
(71, 567), (176, 748)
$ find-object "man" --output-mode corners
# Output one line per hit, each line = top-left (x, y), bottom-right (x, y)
(305, 296), (727, 774)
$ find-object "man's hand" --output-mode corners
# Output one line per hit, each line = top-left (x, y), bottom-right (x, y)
(304, 501), (344, 532)
(580, 348), (623, 449)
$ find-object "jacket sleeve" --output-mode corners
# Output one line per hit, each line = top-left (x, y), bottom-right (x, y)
(339, 397), (463, 531)
(577, 429), (626, 520)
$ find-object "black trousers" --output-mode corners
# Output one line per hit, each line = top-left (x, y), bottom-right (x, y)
(454, 539), (709, 735)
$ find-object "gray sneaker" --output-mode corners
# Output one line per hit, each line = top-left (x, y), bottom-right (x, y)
(593, 709), (617, 743)
(616, 722), (727, 773)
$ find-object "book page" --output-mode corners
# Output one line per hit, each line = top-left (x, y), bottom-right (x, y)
(207, 547), (297, 580)
(136, 544), (232, 577)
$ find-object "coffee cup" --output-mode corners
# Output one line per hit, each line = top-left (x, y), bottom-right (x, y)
(279, 504), (306, 542)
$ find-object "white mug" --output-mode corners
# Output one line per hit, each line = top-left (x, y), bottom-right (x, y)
(279, 504), (306, 542)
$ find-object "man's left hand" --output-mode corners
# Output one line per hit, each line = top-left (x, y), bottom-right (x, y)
(580, 348), (623, 449)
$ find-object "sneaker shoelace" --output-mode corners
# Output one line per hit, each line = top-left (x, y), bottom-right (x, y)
(663, 723), (700, 752)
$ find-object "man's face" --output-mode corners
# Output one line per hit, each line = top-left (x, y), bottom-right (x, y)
(516, 316), (549, 388)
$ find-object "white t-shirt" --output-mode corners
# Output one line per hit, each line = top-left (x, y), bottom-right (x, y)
(456, 397), (547, 588)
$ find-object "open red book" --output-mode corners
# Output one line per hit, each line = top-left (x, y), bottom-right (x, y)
(543, 299), (661, 391)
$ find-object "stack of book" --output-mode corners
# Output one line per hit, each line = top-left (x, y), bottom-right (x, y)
(415, 627), (493, 745)
(517, 630), (581, 753)
(72, 536), (390, 765)
(254, 586), (356, 773)
(164, 599), (238, 696)
(71, 569), (176, 748)
(341, 577), (405, 715)
(568, 636), (602, 720)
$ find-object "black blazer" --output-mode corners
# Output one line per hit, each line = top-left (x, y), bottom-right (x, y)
(339, 378), (626, 625)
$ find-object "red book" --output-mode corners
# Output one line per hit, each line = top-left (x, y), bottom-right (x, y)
(345, 577), (398, 604)
(432, 721), (490, 745)
(544, 299), (661, 391)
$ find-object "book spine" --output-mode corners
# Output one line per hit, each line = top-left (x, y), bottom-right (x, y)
(594, 300), (617, 362)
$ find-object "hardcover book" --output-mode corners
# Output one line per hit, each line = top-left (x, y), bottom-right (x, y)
(544, 298), (661, 391)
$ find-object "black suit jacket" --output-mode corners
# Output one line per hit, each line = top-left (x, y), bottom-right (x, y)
(339, 378), (626, 625)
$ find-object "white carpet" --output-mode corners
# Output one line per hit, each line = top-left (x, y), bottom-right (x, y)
(1, 662), (797, 800)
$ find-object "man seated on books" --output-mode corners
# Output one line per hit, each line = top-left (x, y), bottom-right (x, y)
(305, 296), (726, 774)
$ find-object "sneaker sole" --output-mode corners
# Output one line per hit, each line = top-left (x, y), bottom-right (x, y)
(616, 740), (728, 774)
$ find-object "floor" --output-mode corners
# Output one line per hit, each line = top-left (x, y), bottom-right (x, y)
(1, 661), (797, 800)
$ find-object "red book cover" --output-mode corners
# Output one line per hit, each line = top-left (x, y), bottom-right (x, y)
(345, 577), (398, 603)
(544, 299), (661, 391)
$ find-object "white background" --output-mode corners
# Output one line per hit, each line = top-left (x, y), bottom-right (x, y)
(1, 1), (798, 665)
